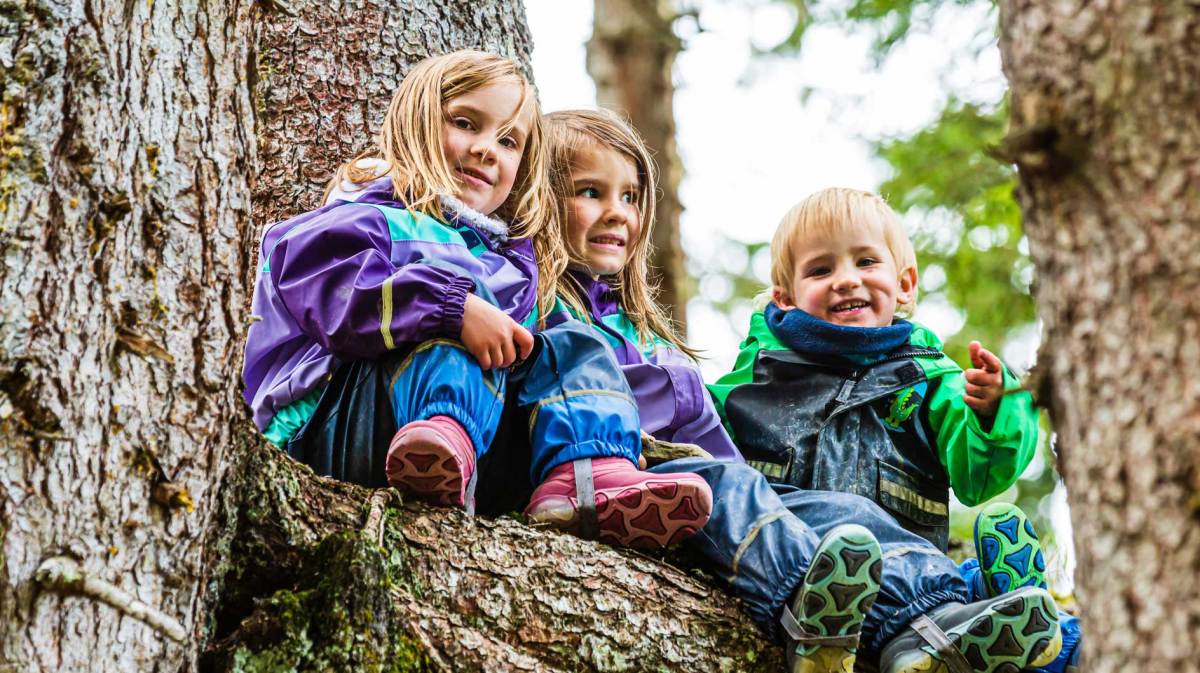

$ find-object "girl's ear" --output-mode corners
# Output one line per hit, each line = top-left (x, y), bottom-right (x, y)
(771, 286), (796, 310)
(896, 266), (918, 305)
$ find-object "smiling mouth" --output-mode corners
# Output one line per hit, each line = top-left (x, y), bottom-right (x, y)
(830, 300), (870, 314)
(457, 167), (493, 186)
(588, 235), (626, 247)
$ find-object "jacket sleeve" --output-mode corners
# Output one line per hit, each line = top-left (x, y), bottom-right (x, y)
(922, 365), (1040, 506)
(705, 336), (761, 443)
(268, 207), (477, 359)
(623, 347), (743, 461)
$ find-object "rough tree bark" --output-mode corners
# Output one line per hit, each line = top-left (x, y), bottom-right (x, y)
(588, 0), (688, 330)
(1, 0), (258, 670)
(997, 3), (1200, 671)
(0, 1), (778, 671)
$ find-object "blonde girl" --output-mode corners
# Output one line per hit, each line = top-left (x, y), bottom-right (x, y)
(541, 108), (742, 461)
(243, 52), (710, 549)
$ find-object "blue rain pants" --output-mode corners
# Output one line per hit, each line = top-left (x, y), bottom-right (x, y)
(286, 277), (641, 514)
(649, 458), (971, 662)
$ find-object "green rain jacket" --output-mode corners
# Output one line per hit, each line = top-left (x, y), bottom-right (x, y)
(708, 310), (1039, 550)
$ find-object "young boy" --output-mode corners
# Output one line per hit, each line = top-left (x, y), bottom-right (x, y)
(709, 187), (1039, 551)
(709, 187), (1080, 672)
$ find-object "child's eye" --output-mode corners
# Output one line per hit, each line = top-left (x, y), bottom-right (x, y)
(452, 117), (473, 130)
(857, 257), (879, 267)
(805, 266), (830, 277)
(578, 187), (599, 198)
(621, 191), (637, 204)
(499, 135), (519, 150)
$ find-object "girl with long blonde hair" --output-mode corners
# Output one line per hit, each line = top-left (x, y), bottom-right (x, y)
(539, 108), (742, 462)
(243, 51), (711, 549)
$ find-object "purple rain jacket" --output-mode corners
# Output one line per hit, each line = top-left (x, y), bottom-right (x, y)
(242, 177), (538, 431)
(560, 272), (743, 462)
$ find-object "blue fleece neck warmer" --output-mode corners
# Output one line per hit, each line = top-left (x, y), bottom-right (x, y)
(764, 303), (913, 357)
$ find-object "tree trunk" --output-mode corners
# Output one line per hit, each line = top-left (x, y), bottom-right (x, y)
(588, 0), (688, 331)
(997, 3), (1200, 671)
(0, 1), (776, 670)
(1, 0), (258, 669)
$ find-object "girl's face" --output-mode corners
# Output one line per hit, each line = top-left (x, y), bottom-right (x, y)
(565, 144), (641, 276)
(441, 81), (529, 215)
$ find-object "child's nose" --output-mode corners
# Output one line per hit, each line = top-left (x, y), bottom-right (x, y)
(831, 267), (861, 289)
(471, 137), (497, 162)
(604, 200), (629, 223)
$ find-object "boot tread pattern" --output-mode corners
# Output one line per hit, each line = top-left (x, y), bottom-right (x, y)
(788, 524), (882, 673)
(890, 587), (1062, 673)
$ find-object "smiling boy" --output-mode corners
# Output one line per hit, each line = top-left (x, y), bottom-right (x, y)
(709, 187), (1040, 551)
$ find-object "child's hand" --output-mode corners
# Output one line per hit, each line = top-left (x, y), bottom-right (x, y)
(963, 341), (1004, 419)
(461, 294), (534, 369)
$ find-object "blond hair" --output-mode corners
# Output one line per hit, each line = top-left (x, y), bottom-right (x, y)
(771, 187), (918, 317)
(328, 50), (565, 324)
(543, 108), (696, 358)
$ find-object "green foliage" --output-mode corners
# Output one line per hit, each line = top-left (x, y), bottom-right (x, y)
(765, 0), (993, 61)
(876, 98), (1035, 364)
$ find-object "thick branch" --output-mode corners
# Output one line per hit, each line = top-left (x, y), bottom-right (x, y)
(206, 442), (782, 672)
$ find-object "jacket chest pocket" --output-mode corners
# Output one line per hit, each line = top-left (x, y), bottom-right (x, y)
(876, 459), (950, 550)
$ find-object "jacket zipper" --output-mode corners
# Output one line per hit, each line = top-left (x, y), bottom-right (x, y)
(822, 348), (942, 423)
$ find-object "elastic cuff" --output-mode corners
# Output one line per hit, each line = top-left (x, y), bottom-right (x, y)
(863, 588), (966, 658)
(418, 401), (484, 459)
(432, 274), (476, 338)
(762, 562), (812, 644)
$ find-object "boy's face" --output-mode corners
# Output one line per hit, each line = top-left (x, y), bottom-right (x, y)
(441, 81), (528, 216)
(564, 144), (641, 276)
(773, 222), (916, 327)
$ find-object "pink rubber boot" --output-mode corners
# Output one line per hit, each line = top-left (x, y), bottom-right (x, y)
(385, 415), (475, 507)
(524, 457), (713, 548)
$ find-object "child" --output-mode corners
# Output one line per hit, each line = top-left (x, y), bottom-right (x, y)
(540, 108), (742, 463)
(710, 187), (1041, 552)
(241, 50), (712, 549)
(541, 110), (1062, 673)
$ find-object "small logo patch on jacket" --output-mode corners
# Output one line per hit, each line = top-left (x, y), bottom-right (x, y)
(882, 382), (926, 431)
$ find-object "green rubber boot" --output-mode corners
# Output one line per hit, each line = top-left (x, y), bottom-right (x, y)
(782, 524), (883, 673)
(974, 502), (1047, 597)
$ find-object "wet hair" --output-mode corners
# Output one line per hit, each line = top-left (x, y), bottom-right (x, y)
(327, 49), (565, 324)
(544, 108), (696, 358)
(770, 187), (918, 317)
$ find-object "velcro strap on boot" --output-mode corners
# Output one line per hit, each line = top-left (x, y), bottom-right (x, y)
(572, 459), (598, 539)
(779, 604), (860, 648)
(464, 467), (479, 517)
(909, 614), (973, 673)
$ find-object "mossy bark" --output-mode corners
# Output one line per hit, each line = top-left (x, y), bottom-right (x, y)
(204, 444), (782, 672)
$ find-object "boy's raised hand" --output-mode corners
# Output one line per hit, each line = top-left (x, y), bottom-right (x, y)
(963, 340), (1004, 419)
(461, 294), (535, 370)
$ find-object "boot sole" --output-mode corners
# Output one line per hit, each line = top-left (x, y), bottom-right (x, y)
(974, 502), (1046, 596)
(528, 477), (713, 549)
(788, 524), (882, 673)
(890, 586), (1062, 673)
(385, 427), (470, 507)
